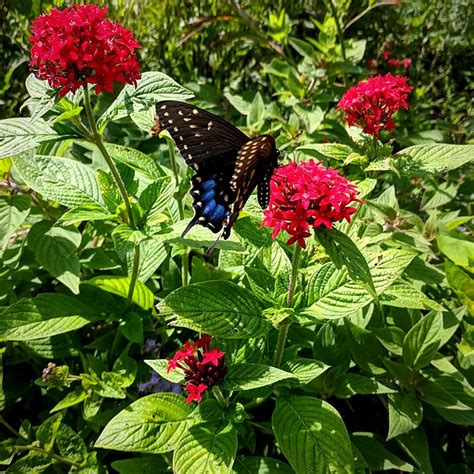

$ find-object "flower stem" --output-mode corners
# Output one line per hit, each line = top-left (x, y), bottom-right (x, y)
(212, 386), (228, 409)
(326, 0), (348, 86)
(273, 245), (302, 368)
(287, 245), (302, 308)
(165, 135), (189, 286)
(83, 88), (135, 228)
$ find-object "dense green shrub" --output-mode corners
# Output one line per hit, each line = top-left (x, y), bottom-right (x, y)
(0, 1), (473, 472)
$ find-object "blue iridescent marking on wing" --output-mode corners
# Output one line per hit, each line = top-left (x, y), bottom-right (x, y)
(202, 189), (215, 202)
(201, 179), (216, 191)
(210, 204), (226, 222)
(203, 199), (217, 215)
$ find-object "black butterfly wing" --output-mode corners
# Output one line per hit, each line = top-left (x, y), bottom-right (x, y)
(155, 100), (249, 167)
(222, 134), (278, 238)
(156, 100), (250, 236)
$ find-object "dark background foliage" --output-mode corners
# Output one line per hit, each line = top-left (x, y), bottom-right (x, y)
(1, 0), (473, 142)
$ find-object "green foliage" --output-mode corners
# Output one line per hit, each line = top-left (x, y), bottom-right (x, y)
(0, 1), (473, 472)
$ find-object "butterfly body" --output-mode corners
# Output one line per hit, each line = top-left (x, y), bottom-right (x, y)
(155, 101), (279, 240)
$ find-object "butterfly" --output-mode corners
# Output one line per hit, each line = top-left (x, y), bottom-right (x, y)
(155, 100), (279, 246)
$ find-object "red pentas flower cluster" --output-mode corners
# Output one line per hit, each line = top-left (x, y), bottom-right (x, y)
(30, 4), (141, 97)
(337, 73), (412, 137)
(167, 335), (227, 403)
(262, 160), (362, 249)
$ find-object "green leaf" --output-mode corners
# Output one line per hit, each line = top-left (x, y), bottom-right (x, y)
(316, 228), (376, 297)
(282, 358), (330, 385)
(272, 395), (354, 473)
(0, 194), (31, 250)
(247, 92), (265, 129)
(55, 424), (88, 464)
(159, 281), (270, 339)
(23, 73), (56, 121)
(394, 144), (474, 177)
(351, 432), (414, 472)
(387, 393), (423, 439)
(403, 312), (443, 370)
(112, 456), (169, 473)
(104, 143), (162, 179)
(380, 283), (445, 311)
(56, 204), (113, 225)
(98, 71), (194, 128)
(95, 393), (192, 453)
(334, 373), (396, 398)
(223, 363), (295, 390)
(296, 143), (353, 161)
(0, 118), (59, 158)
(28, 221), (81, 294)
(303, 249), (415, 319)
(0, 293), (96, 341)
(83, 275), (154, 310)
(396, 428), (433, 474)
(51, 388), (86, 413)
(445, 262), (474, 313)
(37, 413), (63, 450)
(140, 177), (176, 225)
(145, 359), (185, 384)
(13, 152), (107, 209)
(233, 456), (293, 473)
(173, 422), (237, 474)
(437, 231), (474, 272)
(134, 240), (168, 282)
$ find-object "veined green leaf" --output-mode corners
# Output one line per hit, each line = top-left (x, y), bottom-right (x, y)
(28, 221), (82, 294)
(387, 393), (423, 440)
(0, 194), (31, 250)
(159, 281), (270, 338)
(380, 283), (445, 311)
(282, 358), (330, 385)
(273, 396), (353, 473)
(403, 312), (443, 370)
(394, 144), (474, 177)
(104, 143), (163, 179)
(0, 293), (96, 341)
(98, 71), (194, 128)
(13, 152), (107, 209)
(303, 249), (415, 319)
(145, 359), (185, 384)
(223, 363), (295, 390)
(173, 422), (237, 474)
(95, 393), (192, 453)
(83, 275), (154, 310)
(0, 118), (59, 159)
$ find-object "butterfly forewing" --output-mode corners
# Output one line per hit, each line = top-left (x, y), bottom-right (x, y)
(156, 101), (248, 166)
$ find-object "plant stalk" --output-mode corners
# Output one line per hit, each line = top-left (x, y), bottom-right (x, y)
(83, 88), (135, 228)
(165, 135), (189, 286)
(327, 0), (348, 87)
(126, 244), (141, 309)
(273, 245), (302, 368)
(13, 445), (81, 468)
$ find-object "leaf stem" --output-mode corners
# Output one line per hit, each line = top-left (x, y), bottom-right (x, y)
(212, 386), (228, 409)
(165, 135), (189, 287)
(83, 88), (135, 228)
(0, 416), (24, 440)
(126, 244), (141, 309)
(273, 245), (302, 368)
(13, 445), (81, 468)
